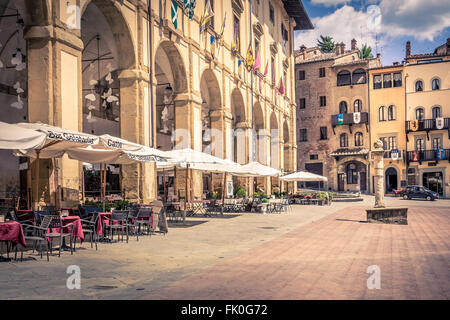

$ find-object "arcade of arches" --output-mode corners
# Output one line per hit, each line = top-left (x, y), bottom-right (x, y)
(0, 0), (297, 207)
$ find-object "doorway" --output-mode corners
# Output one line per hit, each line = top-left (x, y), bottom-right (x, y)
(423, 172), (444, 196)
(385, 167), (398, 193)
(338, 173), (345, 191)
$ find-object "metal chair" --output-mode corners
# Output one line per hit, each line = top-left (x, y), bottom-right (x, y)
(133, 209), (153, 241)
(46, 216), (75, 257)
(33, 210), (50, 224)
(22, 216), (53, 261)
(104, 210), (130, 243)
(80, 213), (98, 250)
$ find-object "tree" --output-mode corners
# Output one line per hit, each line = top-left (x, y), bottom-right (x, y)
(317, 35), (336, 53)
(360, 44), (374, 59)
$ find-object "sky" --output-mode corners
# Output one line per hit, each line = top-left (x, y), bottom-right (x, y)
(294, 0), (450, 66)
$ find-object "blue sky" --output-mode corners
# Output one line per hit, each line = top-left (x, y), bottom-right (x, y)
(294, 0), (450, 65)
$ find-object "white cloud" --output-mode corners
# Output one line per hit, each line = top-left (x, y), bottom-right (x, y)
(310, 0), (350, 6)
(295, 5), (381, 52)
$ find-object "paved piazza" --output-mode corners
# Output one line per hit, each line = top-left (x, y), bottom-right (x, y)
(1, 196), (449, 300)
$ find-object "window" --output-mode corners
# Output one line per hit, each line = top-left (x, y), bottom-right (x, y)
(415, 138), (424, 151)
(299, 129), (307, 142)
(373, 75), (382, 89)
(337, 70), (351, 86)
(379, 106), (386, 121)
(233, 15), (241, 53)
(299, 98), (306, 109)
(271, 57), (275, 84)
(269, 3), (274, 36)
(416, 108), (425, 121)
(432, 78), (440, 90)
(388, 105), (396, 121)
(380, 137), (387, 150)
(255, 38), (260, 61)
(415, 80), (423, 92)
(319, 67), (326, 78)
(298, 70), (305, 80)
(432, 137), (442, 150)
(281, 24), (288, 52)
(388, 136), (398, 150)
(432, 106), (441, 119)
(320, 127), (327, 140)
(352, 69), (366, 84)
(346, 163), (358, 184)
(310, 154), (319, 160)
(283, 70), (287, 95)
(355, 132), (363, 147)
(339, 101), (348, 114)
(393, 72), (402, 87)
(383, 74), (392, 88)
(353, 99), (362, 112)
(320, 96), (326, 107)
(340, 133), (348, 148)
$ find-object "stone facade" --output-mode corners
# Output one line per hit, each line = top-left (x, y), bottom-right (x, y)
(0, 0), (312, 207)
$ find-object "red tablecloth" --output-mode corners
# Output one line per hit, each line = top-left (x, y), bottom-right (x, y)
(94, 212), (153, 236)
(0, 222), (26, 247)
(48, 216), (84, 243)
(16, 210), (34, 222)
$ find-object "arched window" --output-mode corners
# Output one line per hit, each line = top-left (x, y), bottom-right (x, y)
(415, 107), (425, 120)
(337, 70), (351, 86)
(432, 106), (441, 119)
(353, 99), (362, 112)
(339, 101), (348, 114)
(388, 105), (396, 121)
(352, 69), (366, 84)
(415, 80), (423, 92)
(432, 78), (440, 90)
(346, 163), (358, 184)
(340, 133), (348, 148)
(355, 132), (363, 147)
(379, 106), (386, 121)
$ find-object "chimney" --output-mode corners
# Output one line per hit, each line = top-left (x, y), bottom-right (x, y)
(300, 45), (307, 59)
(377, 53), (381, 60)
(406, 41), (411, 57)
(341, 42), (346, 54)
(393, 62), (399, 66)
(335, 43), (341, 56)
(351, 39), (357, 51)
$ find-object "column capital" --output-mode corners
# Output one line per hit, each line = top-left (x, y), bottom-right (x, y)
(24, 25), (84, 51)
(118, 69), (150, 83)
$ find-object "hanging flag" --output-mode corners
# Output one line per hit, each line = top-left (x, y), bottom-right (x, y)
(411, 150), (420, 162)
(237, 59), (242, 75)
(410, 120), (419, 132)
(278, 77), (284, 95)
(184, 0), (197, 20)
(199, 0), (214, 34)
(210, 35), (216, 58)
(337, 113), (344, 125)
(353, 112), (361, 124)
(391, 149), (399, 161)
(253, 53), (261, 71)
(246, 43), (254, 70)
(219, 12), (227, 39)
(171, 0), (178, 29)
(436, 148), (446, 161)
(436, 117), (444, 130)
(232, 23), (240, 53)
(263, 60), (269, 77)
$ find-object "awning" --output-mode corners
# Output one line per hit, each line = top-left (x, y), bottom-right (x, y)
(280, 171), (328, 182)
(240, 162), (281, 177)
(0, 121), (47, 150)
(330, 148), (369, 157)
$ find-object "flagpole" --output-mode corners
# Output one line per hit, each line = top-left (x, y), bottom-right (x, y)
(249, 0), (255, 195)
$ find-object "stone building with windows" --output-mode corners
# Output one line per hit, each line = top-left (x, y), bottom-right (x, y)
(404, 39), (450, 198)
(295, 39), (380, 192)
(0, 0), (312, 208)
(368, 63), (406, 194)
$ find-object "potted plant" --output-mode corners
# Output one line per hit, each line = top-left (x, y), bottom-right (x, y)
(235, 187), (247, 198)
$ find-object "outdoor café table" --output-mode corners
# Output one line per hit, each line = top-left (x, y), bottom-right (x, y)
(0, 221), (26, 261)
(47, 216), (84, 251)
(95, 212), (112, 237)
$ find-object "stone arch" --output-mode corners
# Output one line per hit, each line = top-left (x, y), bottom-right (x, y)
(385, 166), (399, 193)
(231, 87), (246, 125)
(4, 0), (51, 27)
(231, 88), (246, 163)
(283, 120), (290, 172)
(270, 112), (279, 169)
(200, 68), (222, 111)
(253, 102), (265, 163)
(155, 40), (188, 94)
(81, 0), (136, 70)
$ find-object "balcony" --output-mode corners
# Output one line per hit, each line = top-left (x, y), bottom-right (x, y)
(406, 149), (450, 164)
(405, 118), (450, 139)
(331, 112), (369, 134)
(383, 150), (404, 160)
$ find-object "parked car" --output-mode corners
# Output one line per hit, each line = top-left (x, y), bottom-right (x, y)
(402, 186), (439, 201)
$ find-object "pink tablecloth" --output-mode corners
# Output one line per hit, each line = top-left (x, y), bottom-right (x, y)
(0, 222), (26, 247)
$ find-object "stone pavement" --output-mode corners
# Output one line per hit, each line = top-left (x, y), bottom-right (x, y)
(1, 196), (449, 300)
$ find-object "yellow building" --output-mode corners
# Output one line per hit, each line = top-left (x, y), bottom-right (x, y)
(0, 0), (313, 208)
(368, 64), (407, 194)
(404, 40), (450, 198)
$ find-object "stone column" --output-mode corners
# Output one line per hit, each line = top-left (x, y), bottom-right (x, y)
(372, 140), (386, 208)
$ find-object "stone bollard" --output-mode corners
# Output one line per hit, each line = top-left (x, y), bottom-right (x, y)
(372, 139), (386, 208)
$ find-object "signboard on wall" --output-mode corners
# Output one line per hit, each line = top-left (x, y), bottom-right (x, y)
(227, 181), (233, 197)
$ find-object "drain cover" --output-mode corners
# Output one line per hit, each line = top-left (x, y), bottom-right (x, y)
(89, 285), (118, 290)
(259, 226), (277, 230)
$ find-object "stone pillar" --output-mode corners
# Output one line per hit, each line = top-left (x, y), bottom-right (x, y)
(372, 140), (386, 208)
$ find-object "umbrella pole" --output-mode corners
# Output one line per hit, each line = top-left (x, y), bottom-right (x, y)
(81, 165), (85, 204)
(34, 150), (40, 211)
(102, 163), (106, 212)
(221, 172), (226, 215)
(100, 163), (103, 201)
(183, 164), (189, 224)
(163, 168), (167, 203)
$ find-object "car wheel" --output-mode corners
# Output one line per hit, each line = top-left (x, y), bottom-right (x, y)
(403, 195), (409, 200)
(426, 196), (432, 201)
